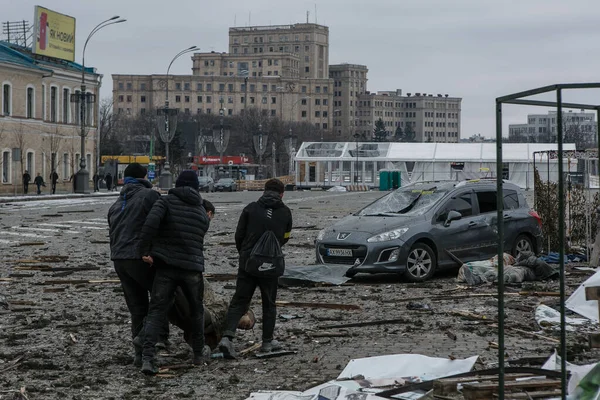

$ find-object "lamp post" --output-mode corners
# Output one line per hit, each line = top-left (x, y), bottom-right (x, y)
(353, 132), (361, 184)
(253, 123), (267, 179)
(284, 127), (297, 176)
(72, 16), (125, 193)
(156, 45), (198, 189)
(212, 97), (230, 179)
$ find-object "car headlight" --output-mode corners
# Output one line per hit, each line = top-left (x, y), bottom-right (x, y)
(367, 227), (409, 243)
(316, 229), (326, 241)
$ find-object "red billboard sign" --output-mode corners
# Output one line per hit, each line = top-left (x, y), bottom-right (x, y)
(194, 156), (252, 165)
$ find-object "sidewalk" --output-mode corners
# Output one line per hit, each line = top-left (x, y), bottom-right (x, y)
(0, 191), (120, 204)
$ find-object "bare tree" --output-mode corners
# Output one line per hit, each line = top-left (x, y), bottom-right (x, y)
(99, 97), (124, 156)
(44, 125), (64, 178)
(12, 122), (28, 179)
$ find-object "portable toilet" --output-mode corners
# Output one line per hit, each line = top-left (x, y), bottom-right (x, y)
(391, 170), (401, 189)
(379, 170), (390, 191)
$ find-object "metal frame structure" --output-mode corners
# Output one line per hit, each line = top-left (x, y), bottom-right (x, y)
(496, 83), (600, 400)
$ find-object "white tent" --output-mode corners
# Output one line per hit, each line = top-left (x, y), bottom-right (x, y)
(294, 142), (578, 189)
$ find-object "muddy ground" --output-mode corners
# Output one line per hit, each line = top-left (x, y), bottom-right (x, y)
(0, 190), (598, 400)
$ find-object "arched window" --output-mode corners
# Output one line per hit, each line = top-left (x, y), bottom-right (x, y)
(2, 82), (12, 116)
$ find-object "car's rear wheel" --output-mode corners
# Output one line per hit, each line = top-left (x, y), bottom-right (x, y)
(345, 270), (357, 278)
(512, 234), (533, 258)
(404, 243), (436, 282)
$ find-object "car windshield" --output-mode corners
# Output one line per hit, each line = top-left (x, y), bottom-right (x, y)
(218, 179), (233, 184)
(357, 186), (447, 216)
(198, 177), (210, 184)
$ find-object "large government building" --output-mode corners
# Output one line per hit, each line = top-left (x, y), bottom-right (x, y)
(113, 22), (462, 143)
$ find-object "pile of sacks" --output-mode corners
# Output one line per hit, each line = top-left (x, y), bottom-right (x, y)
(457, 251), (558, 286)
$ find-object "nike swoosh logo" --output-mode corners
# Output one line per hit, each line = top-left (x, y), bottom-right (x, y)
(257, 264), (275, 271)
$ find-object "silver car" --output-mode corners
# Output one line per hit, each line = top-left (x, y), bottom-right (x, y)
(315, 180), (543, 282)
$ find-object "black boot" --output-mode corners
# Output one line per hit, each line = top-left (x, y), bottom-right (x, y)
(141, 358), (158, 375)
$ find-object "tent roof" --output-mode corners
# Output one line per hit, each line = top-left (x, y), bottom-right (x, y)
(295, 142), (577, 162)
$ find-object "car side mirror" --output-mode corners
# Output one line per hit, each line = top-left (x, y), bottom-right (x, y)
(444, 210), (462, 227)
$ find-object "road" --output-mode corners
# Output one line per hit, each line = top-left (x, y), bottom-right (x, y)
(0, 190), (594, 399)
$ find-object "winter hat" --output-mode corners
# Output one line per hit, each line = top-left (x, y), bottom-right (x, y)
(124, 163), (147, 179)
(176, 170), (199, 190)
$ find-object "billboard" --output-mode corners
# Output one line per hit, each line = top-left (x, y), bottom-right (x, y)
(32, 6), (76, 62)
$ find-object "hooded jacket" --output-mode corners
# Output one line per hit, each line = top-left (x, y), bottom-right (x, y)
(235, 190), (293, 257)
(139, 186), (209, 272)
(108, 178), (160, 260)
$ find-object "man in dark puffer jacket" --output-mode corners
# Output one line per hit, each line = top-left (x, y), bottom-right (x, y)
(108, 163), (161, 362)
(139, 170), (210, 375)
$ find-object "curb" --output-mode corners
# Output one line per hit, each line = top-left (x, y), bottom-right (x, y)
(0, 192), (120, 204)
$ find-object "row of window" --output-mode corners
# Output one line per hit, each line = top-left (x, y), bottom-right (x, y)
(119, 82), (330, 95)
(232, 33), (311, 45)
(2, 83), (92, 124)
(1, 150), (91, 184)
(423, 131), (460, 138)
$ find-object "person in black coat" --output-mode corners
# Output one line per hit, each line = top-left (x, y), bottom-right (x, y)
(139, 170), (210, 375)
(22, 170), (31, 194)
(50, 171), (59, 194)
(93, 173), (100, 192)
(218, 179), (292, 358)
(33, 173), (45, 195)
(105, 173), (113, 191)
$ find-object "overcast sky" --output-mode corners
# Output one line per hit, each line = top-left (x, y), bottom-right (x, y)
(7, 0), (600, 138)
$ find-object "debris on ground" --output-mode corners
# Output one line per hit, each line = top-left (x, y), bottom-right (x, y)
(279, 264), (352, 286)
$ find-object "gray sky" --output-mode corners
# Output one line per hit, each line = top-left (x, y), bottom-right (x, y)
(7, 0), (600, 138)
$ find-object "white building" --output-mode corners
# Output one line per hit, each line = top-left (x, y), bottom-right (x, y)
(509, 111), (596, 144)
(294, 142), (578, 190)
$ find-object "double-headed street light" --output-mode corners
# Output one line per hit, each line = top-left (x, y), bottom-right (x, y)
(353, 132), (361, 184)
(156, 45), (199, 189)
(72, 16), (126, 193)
(253, 123), (267, 179)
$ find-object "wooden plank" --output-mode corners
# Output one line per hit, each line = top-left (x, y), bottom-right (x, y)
(585, 286), (600, 301)
(434, 374), (536, 396)
(589, 333), (600, 349)
(463, 379), (561, 400)
(494, 390), (562, 399)
(277, 300), (360, 311)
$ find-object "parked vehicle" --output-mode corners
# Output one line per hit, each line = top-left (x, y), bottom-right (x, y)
(315, 180), (542, 282)
(198, 176), (215, 193)
(215, 178), (237, 192)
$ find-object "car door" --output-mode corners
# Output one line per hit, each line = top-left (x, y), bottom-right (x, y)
(431, 190), (488, 263)
(472, 189), (503, 260)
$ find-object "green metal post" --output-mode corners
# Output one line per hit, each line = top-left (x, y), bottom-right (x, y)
(495, 100), (505, 400)
(597, 108), (600, 178)
(557, 88), (567, 400)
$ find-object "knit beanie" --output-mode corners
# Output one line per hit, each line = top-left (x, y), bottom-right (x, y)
(175, 170), (199, 190)
(123, 163), (147, 179)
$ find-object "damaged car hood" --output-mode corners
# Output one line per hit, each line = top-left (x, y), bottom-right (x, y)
(328, 214), (424, 235)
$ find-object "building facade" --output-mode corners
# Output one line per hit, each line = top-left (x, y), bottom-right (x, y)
(0, 41), (101, 194)
(509, 111), (597, 144)
(113, 23), (462, 142)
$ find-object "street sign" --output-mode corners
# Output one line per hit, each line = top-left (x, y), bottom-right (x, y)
(148, 163), (155, 180)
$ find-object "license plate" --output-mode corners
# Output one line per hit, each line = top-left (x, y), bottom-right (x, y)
(327, 248), (353, 257)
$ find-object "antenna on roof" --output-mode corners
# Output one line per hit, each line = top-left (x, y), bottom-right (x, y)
(306, 11), (309, 23)
(234, 14), (236, 27)
(249, 11), (251, 26)
(315, 4), (318, 23)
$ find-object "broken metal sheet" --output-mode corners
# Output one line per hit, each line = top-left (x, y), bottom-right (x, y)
(535, 304), (590, 331)
(279, 264), (351, 286)
(566, 269), (600, 322)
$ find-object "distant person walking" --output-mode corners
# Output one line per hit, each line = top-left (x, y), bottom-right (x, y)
(50, 171), (59, 194)
(34, 173), (45, 195)
(93, 173), (100, 192)
(22, 170), (31, 194)
(105, 173), (113, 192)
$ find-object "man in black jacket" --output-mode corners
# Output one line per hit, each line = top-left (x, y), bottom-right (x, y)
(139, 170), (210, 375)
(108, 163), (161, 365)
(218, 179), (292, 358)
(22, 170), (31, 194)
(50, 170), (59, 194)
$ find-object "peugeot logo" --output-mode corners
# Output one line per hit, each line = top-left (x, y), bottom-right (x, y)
(337, 232), (351, 240)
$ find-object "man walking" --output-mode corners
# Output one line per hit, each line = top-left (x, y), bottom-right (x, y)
(139, 170), (210, 375)
(22, 170), (31, 194)
(93, 172), (100, 192)
(218, 179), (292, 358)
(105, 172), (113, 192)
(50, 170), (59, 194)
(33, 173), (45, 195)
(107, 163), (161, 367)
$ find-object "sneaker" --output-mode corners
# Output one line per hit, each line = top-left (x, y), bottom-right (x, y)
(260, 339), (283, 353)
(193, 345), (212, 365)
(218, 337), (237, 359)
(141, 359), (158, 375)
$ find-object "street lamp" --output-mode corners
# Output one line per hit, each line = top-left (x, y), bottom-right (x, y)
(253, 123), (268, 179)
(72, 16), (126, 193)
(284, 127), (297, 176)
(212, 97), (231, 177)
(353, 132), (361, 184)
(156, 45), (199, 189)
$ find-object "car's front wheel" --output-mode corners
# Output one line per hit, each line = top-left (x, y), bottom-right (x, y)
(512, 234), (534, 258)
(404, 243), (436, 282)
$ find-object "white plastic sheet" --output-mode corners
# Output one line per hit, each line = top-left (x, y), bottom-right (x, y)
(542, 350), (597, 395)
(244, 354), (479, 400)
(535, 305), (589, 331)
(566, 269), (600, 322)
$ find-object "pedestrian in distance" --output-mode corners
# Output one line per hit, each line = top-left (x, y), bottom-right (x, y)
(22, 170), (31, 194)
(50, 170), (59, 194)
(93, 172), (100, 192)
(218, 178), (292, 359)
(107, 163), (162, 367)
(139, 170), (211, 375)
(105, 173), (113, 192)
(33, 173), (45, 195)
